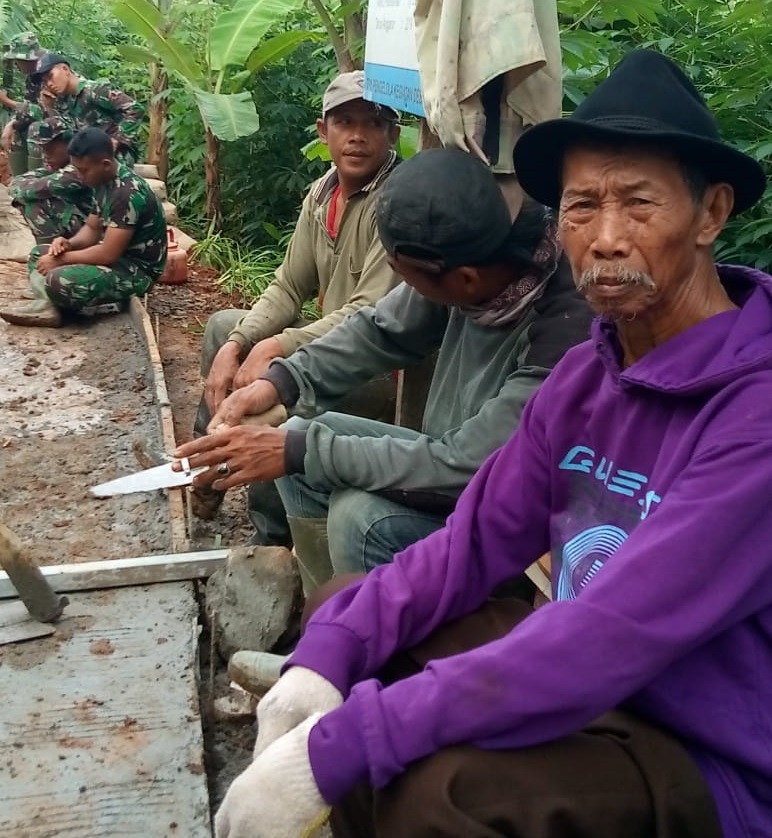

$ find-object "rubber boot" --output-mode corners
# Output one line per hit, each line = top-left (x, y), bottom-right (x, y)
(228, 650), (287, 695)
(7, 149), (28, 176)
(20, 267), (47, 300)
(0, 297), (62, 327)
(0, 270), (62, 327)
(286, 516), (332, 597)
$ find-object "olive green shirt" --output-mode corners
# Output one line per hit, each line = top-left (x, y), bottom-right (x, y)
(228, 152), (401, 356)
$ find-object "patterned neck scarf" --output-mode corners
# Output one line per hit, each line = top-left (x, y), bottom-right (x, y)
(460, 220), (561, 328)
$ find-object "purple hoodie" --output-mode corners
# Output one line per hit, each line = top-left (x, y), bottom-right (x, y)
(292, 265), (772, 836)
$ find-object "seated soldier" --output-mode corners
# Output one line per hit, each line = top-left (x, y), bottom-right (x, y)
(10, 116), (92, 245)
(0, 32), (53, 175)
(211, 50), (772, 838)
(190, 70), (403, 525)
(174, 148), (592, 594)
(31, 53), (143, 166)
(0, 128), (166, 328)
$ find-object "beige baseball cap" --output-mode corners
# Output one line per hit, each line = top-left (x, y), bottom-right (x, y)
(322, 70), (400, 121)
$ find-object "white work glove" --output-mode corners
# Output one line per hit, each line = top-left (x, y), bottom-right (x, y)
(215, 713), (330, 838)
(254, 665), (343, 759)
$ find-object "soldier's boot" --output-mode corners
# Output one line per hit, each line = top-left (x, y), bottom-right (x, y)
(7, 150), (28, 176)
(286, 516), (333, 598)
(20, 267), (47, 300)
(0, 297), (62, 327)
(228, 650), (288, 695)
(0, 271), (62, 327)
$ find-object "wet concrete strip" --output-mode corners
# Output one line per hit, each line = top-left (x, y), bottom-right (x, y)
(0, 583), (211, 836)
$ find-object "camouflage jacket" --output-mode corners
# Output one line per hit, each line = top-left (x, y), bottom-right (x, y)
(13, 85), (62, 131)
(10, 163), (92, 211)
(92, 163), (167, 278)
(65, 78), (144, 153)
(10, 164), (93, 237)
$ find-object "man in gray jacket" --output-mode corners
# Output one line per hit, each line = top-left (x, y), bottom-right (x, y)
(174, 149), (591, 593)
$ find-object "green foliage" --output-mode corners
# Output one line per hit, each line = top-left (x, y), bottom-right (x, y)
(112, 0), (319, 147)
(209, 0), (306, 73)
(559, 0), (772, 268)
(22, 0), (140, 85)
(193, 225), (319, 318)
(167, 45), (327, 247)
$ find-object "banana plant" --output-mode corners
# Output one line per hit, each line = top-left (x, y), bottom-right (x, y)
(112, 0), (315, 224)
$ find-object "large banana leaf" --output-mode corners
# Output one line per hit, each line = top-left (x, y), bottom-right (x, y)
(209, 0), (305, 72)
(112, 0), (204, 83)
(193, 90), (260, 141)
(115, 43), (159, 65)
(246, 29), (324, 73)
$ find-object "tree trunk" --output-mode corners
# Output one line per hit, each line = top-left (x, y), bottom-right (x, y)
(147, 63), (169, 181)
(204, 128), (221, 228)
(309, 0), (358, 71)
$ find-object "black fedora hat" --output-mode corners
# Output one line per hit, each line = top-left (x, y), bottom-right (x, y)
(514, 49), (766, 215)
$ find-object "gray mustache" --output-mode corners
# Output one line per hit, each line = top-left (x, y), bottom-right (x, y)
(577, 265), (656, 291)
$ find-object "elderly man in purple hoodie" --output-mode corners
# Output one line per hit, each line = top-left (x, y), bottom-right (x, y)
(214, 50), (772, 838)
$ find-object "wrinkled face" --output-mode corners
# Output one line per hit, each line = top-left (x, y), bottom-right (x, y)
(318, 100), (399, 188)
(70, 154), (113, 188)
(43, 63), (70, 95)
(558, 145), (717, 320)
(42, 137), (70, 170)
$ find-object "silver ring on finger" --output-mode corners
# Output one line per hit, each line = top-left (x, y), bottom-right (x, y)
(216, 462), (230, 476)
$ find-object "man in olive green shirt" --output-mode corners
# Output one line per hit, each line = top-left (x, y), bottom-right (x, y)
(193, 70), (402, 526)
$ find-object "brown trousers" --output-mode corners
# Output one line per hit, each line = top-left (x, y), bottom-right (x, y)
(304, 579), (723, 838)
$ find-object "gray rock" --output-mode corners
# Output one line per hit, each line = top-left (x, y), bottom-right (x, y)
(206, 545), (302, 662)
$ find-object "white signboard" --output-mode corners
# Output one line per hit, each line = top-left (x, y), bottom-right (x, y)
(364, 0), (425, 116)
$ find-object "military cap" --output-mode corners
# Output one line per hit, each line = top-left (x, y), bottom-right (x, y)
(3, 32), (42, 61)
(32, 52), (70, 79)
(31, 116), (74, 145)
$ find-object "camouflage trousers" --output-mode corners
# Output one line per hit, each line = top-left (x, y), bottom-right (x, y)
(8, 123), (43, 175)
(16, 197), (87, 244)
(30, 245), (155, 310)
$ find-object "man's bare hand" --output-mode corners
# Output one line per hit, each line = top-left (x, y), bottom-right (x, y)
(37, 253), (62, 273)
(39, 89), (56, 111)
(1, 121), (14, 151)
(0, 89), (15, 109)
(172, 425), (288, 490)
(204, 341), (241, 415)
(48, 237), (71, 257)
(208, 379), (280, 432)
(232, 337), (284, 391)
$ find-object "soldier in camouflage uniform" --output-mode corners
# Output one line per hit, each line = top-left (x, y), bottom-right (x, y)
(0, 128), (167, 329)
(9, 116), (93, 244)
(31, 52), (143, 167)
(0, 32), (53, 175)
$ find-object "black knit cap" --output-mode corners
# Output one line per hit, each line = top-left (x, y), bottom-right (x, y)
(376, 148), (512, 270)
(514, 49), (766, 215)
